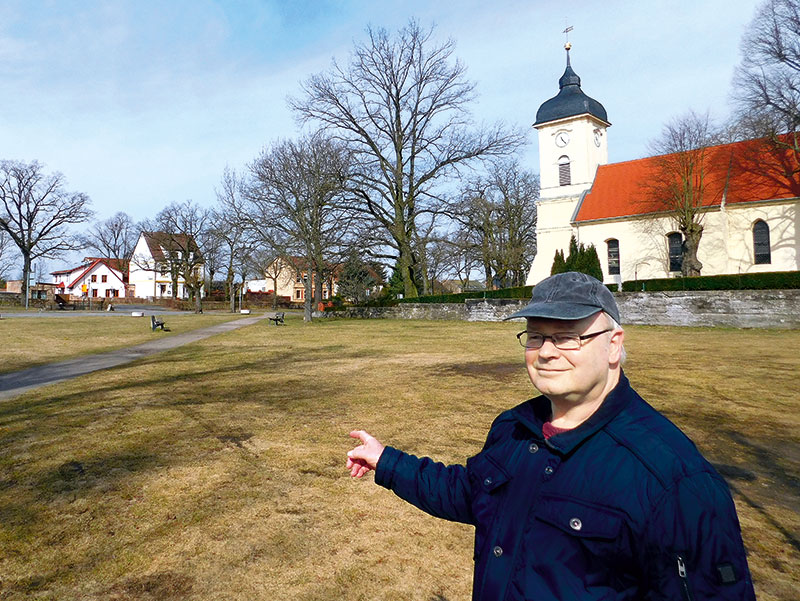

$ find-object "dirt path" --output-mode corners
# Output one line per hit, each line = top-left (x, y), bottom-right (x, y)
(0, 313), (270, 400)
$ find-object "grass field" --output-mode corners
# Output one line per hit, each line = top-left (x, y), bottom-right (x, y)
(0, 316), (798, 600)
(0, 312), (244, 374)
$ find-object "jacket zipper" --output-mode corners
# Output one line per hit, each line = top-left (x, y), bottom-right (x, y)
(676, 554), (694, 601)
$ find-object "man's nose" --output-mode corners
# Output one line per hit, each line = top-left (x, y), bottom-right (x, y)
(536, 337), (561, 357)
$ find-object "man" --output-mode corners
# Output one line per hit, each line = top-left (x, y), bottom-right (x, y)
(347, 271), (755, 600)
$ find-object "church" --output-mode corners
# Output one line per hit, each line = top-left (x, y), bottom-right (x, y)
(526, 44), (800, 286)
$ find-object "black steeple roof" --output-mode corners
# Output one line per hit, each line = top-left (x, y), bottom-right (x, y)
(534, 47), (609, 126)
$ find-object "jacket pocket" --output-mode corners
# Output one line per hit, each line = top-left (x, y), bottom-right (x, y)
(535, 494), (624, 540)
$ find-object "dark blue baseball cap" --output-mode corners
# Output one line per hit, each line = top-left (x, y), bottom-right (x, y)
(504, 271), (620, 323)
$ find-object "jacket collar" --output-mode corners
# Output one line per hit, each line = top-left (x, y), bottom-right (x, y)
(511, 370), (634, 455)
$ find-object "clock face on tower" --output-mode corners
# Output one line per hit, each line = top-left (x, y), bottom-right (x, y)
(555, 131), (570, 147)
(594, 130), (602, 147)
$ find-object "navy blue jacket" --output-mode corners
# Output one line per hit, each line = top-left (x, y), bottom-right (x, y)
(375, 372), (755, 600)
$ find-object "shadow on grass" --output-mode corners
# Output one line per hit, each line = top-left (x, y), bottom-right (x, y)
(428, 360), (522, 381)
(0, 446), (163, 597)
(709, 430), (800, 555)
(0, 343), (351, 424)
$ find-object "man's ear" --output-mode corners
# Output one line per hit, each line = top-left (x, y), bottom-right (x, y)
(608, 328), (625, 365)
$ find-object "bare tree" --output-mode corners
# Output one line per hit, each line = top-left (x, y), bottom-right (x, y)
(290, 20), (524, 298)
(246, 134), (353, 321)
(733, 1), (800, 150)
(645, 110), (720, 277)
(0, 160), (92, 306)
(212, 167), (256, 309)
(154, 201), (209, 313)
(450, 160), (538, 288)
(729, 0), (800, 195)
(245, 247), (289, 309)
(82, 211), (139, 270)
(0, 229), (13, 282)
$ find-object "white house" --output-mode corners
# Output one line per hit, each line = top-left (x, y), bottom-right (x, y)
(527, 44), (800, 286)
(128, 231), (204, 299)
(51, 258), (127, 298)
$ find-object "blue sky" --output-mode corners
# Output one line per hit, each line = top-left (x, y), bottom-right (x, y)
(0, 0), (763, 225)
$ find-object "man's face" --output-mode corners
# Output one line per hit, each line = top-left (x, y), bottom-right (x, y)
(524, 311), (624, 406)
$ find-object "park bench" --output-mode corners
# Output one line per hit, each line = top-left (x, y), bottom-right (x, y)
(151, 315), (170, 332)
(55, 294), (75, 310)
(268, 312), (285, 326)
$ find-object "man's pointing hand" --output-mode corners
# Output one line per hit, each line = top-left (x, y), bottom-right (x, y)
(346, 430), (385, 478)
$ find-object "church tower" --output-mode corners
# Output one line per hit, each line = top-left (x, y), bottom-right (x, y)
(526, 43), (610, 284)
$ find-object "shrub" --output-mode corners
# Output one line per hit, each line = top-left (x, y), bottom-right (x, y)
(621, 271), (800, 292)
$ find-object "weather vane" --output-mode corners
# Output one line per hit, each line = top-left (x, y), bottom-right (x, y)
(563, 23), (573, 50)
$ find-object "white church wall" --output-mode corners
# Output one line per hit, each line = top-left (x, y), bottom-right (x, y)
(723, 202), (799, 274)
(527, 195), (582, 285)
(568, 200), (800, 285)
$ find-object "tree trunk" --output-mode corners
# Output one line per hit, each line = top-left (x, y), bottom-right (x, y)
(396, 247), (418, 298)
(681, 222), (704, 277)
(21, 252), (31, 309)
(303, 276), (313, 322)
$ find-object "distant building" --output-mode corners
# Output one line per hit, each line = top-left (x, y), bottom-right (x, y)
(51, 257), (127, 299)
(246, 256), (337, 302)
(440, 279), (486, 294)
(5, 279), (61, 300)
(128, 231), (204, 299)
(528, 45), (800, 286)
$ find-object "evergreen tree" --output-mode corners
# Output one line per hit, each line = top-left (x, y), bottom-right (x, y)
(551, 235), (604, 281)
(550, 249), (567, 275)
(582, 243), (604, 282)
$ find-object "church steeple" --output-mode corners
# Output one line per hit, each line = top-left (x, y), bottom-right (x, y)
(558, 44), (581, 88)
(534, 44), (609, 127)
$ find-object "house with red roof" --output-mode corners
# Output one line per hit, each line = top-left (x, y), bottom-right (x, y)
(527, 44), (800, 285)
(51, 257), (127, 299)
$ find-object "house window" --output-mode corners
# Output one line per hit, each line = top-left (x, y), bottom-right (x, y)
(92, 289), (98, 297)
(558, 156), (571, 186)
(294, 289), (303, 300)
(91, 274), (97, 282)
(606, 239), (620, 275)
(101, 274), (108, 283)
(667, 232), (683, 272)
(753, 220), (771, 264)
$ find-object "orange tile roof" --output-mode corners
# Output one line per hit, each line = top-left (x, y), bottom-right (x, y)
(575, 137), (800, 223)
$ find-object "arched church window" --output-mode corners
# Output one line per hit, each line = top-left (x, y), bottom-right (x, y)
(667, 232), (683, 272)
(558, 155), (571, 186)
(606, 239), (620, 275)
(753, 220), (771, 264)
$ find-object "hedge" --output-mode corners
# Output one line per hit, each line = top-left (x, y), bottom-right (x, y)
(397, 285), (533, 304)
(621, 270), (800, 292)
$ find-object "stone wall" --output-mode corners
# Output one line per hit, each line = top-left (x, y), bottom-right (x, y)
(615, 289), (800, 328)
(319, 290), (800, 328)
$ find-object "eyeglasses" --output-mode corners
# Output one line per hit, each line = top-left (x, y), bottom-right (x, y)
(516, 328), (614, 351)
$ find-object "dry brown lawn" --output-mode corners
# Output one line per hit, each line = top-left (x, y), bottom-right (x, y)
(0, 312), (243, 374)
(0, 317), (797, 600)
